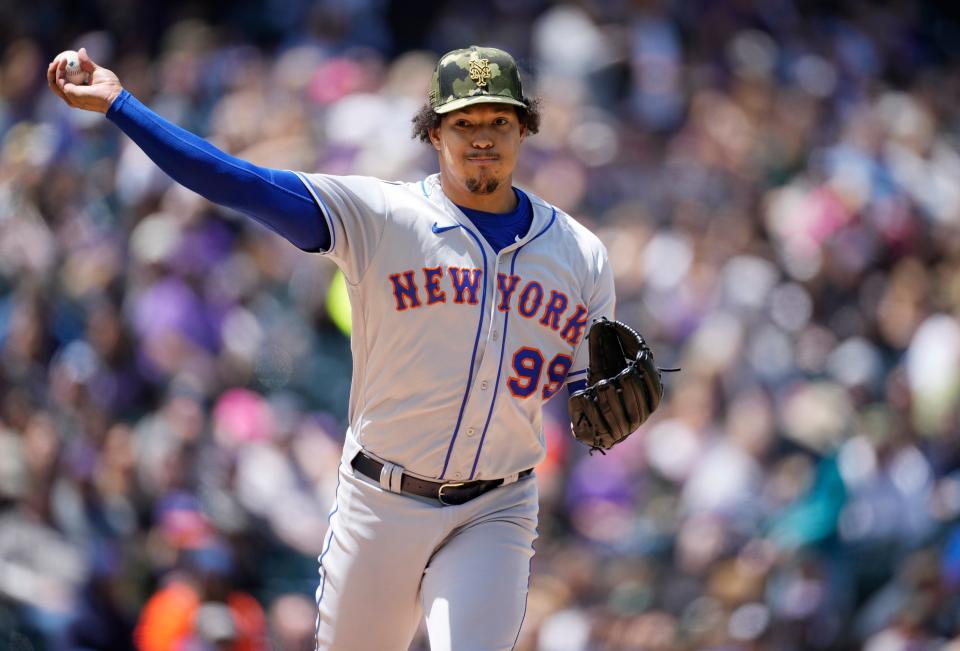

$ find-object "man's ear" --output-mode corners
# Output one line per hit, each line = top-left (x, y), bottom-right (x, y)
(428, 126), (442, 152)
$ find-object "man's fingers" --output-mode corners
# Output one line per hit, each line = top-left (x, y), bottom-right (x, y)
(77, 47), (97, 74)
(46, 60), (58, 92)
(62, 82), (101, 101)
(56, 76), (73, 106)
(60, 81), (107, 111)
(50, 58), (72, 105)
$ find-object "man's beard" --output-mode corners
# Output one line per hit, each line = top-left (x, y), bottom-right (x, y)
(465, 176), (500, 195)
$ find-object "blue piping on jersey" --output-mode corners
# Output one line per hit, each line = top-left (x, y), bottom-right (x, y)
(567, 369), (587, 378)
(511, 519), (538, 651)
(296, 172), (337, 254)
(439, 224), (489, 480)
(420, 179), (429, 198)
(469, 249), (518, 480)
(469, 208), (557, 480)
(314, 470), (343, 642)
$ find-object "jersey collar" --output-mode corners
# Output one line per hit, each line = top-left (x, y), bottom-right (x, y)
(423, 174), (554, 252)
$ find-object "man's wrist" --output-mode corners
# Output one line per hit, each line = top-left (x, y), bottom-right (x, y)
(105, 88), (129, 119)
(106, 86), (123, 108)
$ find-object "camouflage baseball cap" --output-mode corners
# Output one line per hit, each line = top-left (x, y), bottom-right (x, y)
(430, 46), (528, 114)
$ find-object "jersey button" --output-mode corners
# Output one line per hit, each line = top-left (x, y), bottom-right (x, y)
(491, 331), (500, 341)
(454, 472), (463, 479)
(480, 381), (489, 390)
(466, 427), (476, 437)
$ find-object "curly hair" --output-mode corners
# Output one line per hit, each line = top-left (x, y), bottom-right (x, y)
(411, 98), (542, 143)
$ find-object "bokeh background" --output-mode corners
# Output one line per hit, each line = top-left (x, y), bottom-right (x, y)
(2, 1), (960, 649)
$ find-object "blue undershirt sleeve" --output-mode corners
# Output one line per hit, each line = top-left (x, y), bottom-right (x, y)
(105, 89), (329, 252)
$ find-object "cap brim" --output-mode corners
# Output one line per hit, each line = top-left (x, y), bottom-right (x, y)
(435, 95), (527, 114)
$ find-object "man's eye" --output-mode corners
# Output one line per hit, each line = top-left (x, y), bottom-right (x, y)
(494, 118), (508, 125)
(455, 120), (471, 128)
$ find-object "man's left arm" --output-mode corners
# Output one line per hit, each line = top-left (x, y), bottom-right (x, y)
(565, 250), (616, 397)
(564, 247), (670, 452)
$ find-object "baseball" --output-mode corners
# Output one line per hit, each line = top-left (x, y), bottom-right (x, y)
(56, 50), (90, 85)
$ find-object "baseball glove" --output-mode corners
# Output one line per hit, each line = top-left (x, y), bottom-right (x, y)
(568, 318), (667, 452)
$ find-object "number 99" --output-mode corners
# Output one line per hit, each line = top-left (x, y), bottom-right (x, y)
(507, 348), (572, 400)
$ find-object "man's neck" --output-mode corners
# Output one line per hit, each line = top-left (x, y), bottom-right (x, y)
(440, 173), (518, 214)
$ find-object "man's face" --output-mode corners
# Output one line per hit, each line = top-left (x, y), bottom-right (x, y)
(429, 104), (526, 197)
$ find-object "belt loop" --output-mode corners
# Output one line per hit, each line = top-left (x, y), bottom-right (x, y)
(379, 461), (403, 493)
(501, 472), (520, 486)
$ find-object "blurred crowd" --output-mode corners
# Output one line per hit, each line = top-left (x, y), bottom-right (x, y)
(1, 0), (959, 650)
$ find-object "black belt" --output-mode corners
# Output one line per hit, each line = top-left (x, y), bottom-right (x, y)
(351, 452), (533, 506)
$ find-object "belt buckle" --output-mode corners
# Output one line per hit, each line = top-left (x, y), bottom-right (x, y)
(437, 482), (466, 506)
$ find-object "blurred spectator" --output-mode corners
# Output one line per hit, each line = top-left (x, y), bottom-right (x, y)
(134, 540), (266, 651)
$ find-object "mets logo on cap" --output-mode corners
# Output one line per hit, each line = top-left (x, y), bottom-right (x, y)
(468, 58), (492, 87)
(430, 45), (528, 115)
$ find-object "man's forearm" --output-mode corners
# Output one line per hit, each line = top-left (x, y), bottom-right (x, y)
(106, 90), (329, 251)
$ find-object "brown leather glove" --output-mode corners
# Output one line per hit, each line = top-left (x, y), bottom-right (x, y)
(568, 318), (665, 452)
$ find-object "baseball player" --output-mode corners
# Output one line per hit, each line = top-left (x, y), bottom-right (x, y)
(47, 45), (651, 650)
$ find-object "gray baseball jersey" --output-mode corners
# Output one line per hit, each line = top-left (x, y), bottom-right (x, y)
(296, 172), (615, 481)
(295, 171), (615, 650)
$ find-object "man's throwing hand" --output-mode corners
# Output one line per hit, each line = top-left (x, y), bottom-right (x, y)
(47, 47), (122, 113)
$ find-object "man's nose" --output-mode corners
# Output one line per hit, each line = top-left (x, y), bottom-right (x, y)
(471, 127), (494, 149)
